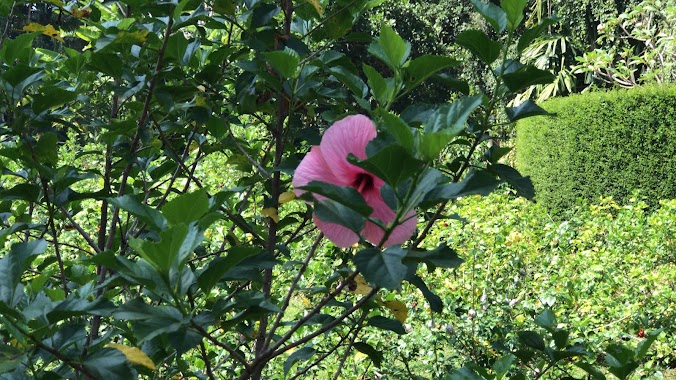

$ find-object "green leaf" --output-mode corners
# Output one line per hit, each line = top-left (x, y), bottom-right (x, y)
(491, 164), (535, 199)
(534, 308), (556, 330)
(128, 224), (202, 274)
(419, 96), (483, 160)
(405, 244), (463, 270)
(1, 65), (44, 102)
(635, 329), (663, 360)
(349, 144), (424, 187)
(505, 99), (550, 122)
(517, 17), (560, 53)
(575, 362), (606, 380)
(162, 189), (210, 226)
(368, 24), (410, 69)
(353, 342), (383, 366)
(446, 367), (484, 380)
(83, 348), (134, 380)
(213, 0), (235, 14)
(469, 0), (507, 32)
(456, 30), (502, 65)
(0, 183), (40, 202)
(354, 247), (407, 290)
(363, 64), (393, 106)
(198, 246), (263, 293)
(436, 73), (470, 95)
(501, 66), (555, 92)
(493, 354), (515, 379)
(283, 347), (315, 377)
(329, 65), (367, 98)
(552, 330), (570, 350)
(0, 240), (47, 306)
(501, 0), (528, 31)
(32, 86), (77, 114)
(302, 181), (372, 216)
(404, 55), (459, 91)
(2, 33), (38, 64)
(0, 343), (24, 373)
(367, 315), (406, 334)
(605, 344), (639, 379)
(108, 194), (167, 232)
(421, 170), (501, 207)
(406, 274), (443, 313)
(250, 3), (280, 28)
(263, 48), (300, 79)
(518, 331), (546, 351)
(35, 132), (59, 166)
(314, 199), (365, 234)
(373, 110), (415, 153)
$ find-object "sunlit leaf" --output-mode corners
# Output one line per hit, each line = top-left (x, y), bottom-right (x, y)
(22, 23), (64, 43)
(105, 343), (156, 370)
(382, 300), (408, 323)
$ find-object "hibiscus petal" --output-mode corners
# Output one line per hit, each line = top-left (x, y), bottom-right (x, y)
(292, 146), (344, 197)
(320, 115), (377, 181)
(362, 191), (417, 247)
(313, 214), (359, 248)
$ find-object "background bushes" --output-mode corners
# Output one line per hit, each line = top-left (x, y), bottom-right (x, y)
(516, 85), (676, 213)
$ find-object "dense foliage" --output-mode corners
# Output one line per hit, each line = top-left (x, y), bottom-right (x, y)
(353, 192), (676, 379)
(515, 85), (676, 213)
(0, 0), (579, 379)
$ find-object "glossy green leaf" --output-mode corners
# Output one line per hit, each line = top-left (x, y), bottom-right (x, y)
(491, 164), (535, 199)
(436, 73), (471, 95)
(419, 96), (483, 160)
(518, 330), (546, 351)
(368, 24), (410, 69)
(363, 64), (393, 106)
(506, 99), (550, 122)
(456, 30), (502, 65)
(469, 0), (507, 32)
(534, 308), (556, 330)
(302, 181), (372, 216)
(406, 274), (442, 313)
(330, 65), (367, 98)
(36, 133), (59, 166)
(367, 315), (406, 334)
(2, 33), (38, 64)
(501, 66), (555, 92)
(108, 194), (167, 232)
(349, 144), (424, 187)
(493, 354), (515, 379)
(575, 362), (607, 380)
(446, 367), (484, 380)
(422, 170), (502, 207)
(283, 347), (315, 377)
(128, 223), (202, 274)
(83, 348), (134, 380)
(373, 110), (414, 153)
(501, 0), (528, 31)
(314, 199), (366, 233)
(353, 342), (383, 366)
(517, 17), (560, 53)
(354, 247), (407, 290)
(0, 240), (47, 306)
(404, 244), (463, 270)
(162, 188), (210, 226)
(635, 329), (663, 360)
(404, 55), (459, 90)
(198, 246), (263, 293)
(263, 48), (300, 79)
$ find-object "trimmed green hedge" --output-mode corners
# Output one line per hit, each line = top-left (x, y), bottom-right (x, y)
(516, 85), (676, 212)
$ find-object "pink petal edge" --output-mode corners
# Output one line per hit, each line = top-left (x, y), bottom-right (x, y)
(313, 214), (359, 248)
(320, 115), (377, 182)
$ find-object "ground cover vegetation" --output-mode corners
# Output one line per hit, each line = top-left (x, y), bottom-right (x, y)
(0, 0), (673, 379)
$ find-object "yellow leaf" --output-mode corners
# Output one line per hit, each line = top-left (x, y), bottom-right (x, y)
(349, 274), (372, 295)
(306, 0), (323, 17)
(70, 7), (91, 18)
(383, 300), (408, 323)
(115, 30), (150, 45)
(278, 191), (296, 204)
(22, 23), (64, 43)
(106, 343), (156, 370)
(354, 351), (367, 361)
(261, 207), (279, 223)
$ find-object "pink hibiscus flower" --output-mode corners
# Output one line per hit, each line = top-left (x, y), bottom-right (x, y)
(292, 114), (417, 248)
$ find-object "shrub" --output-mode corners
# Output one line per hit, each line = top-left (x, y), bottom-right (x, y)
(516, 85), (676, 213)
